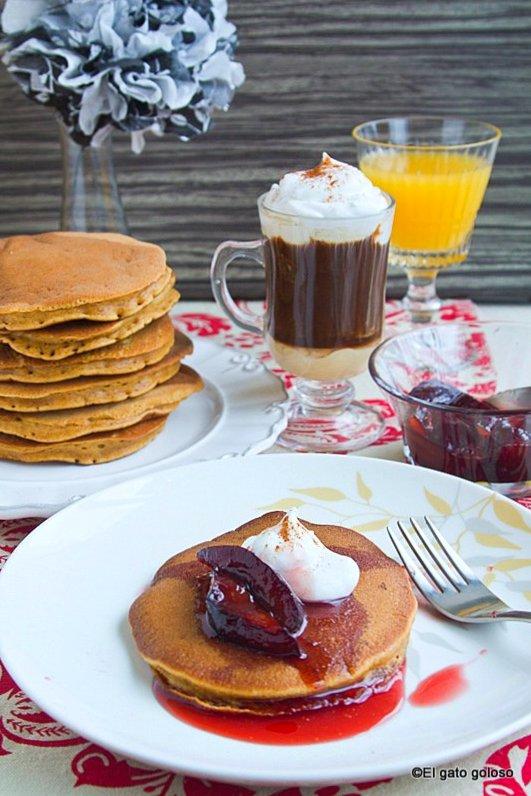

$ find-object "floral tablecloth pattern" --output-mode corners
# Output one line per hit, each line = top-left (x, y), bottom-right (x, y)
(1, 299), (529, 796)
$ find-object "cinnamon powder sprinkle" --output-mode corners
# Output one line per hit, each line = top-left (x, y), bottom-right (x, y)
(301, 153), (336, 180)
(279, 515), (291, 541)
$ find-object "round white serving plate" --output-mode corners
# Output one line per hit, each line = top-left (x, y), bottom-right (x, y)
(0, 341), (288, 518)
(0, 454), (529, 787)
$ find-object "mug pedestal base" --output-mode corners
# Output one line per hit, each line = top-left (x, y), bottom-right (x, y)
(277, 396), (385, 453)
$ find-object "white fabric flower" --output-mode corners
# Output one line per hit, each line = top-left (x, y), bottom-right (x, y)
(1, 0), (54, 35)
(1, 0), (245, 150)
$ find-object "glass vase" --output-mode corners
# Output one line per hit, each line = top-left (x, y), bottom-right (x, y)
(58, 120), (129, 234)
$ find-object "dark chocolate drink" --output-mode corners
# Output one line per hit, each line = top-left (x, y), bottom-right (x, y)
(261, 228), (391, 380)
(264, 234), (389, 351)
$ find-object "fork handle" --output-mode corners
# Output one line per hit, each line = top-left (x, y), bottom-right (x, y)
(496, 609), (531, 622)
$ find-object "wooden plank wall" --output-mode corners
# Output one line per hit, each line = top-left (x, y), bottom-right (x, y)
(0, 0), (529, 301)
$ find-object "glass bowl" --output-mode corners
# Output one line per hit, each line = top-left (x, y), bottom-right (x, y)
(369, 321), (531, 498)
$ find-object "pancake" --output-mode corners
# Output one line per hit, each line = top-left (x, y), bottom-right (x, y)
(0, 337), (191, 411)
(0, 365), (202, 442)
(0, 316), (178, 383)
(1, 286), (179, 360)
(0, 232), (169, 327)
(0, 416), (167, 464)
(129, 512), (417, 712)
(0, 268), (174, 331)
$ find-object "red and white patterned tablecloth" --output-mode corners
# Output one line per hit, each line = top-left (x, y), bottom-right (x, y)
(1, 300), (529, 796)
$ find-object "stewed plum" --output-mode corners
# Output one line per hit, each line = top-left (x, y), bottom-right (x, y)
(409, 379), (495, 410)
(197, 545), (307, 657)
(203, 572), (303, 656)
(403, 380), (530, 485)
(197, 545), (306, 635)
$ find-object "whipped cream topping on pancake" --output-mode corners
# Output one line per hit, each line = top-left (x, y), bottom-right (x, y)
(263, 153), (388, 219)
(242, 509), (359, 603)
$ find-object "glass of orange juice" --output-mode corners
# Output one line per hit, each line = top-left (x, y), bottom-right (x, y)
(353, 117), (501, 322)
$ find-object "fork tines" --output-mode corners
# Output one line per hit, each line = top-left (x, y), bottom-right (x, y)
(387, 515), (476, 597)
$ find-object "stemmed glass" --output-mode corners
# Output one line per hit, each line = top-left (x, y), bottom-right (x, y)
(211, 193), (395, 452)
(353, 116), (501, 322)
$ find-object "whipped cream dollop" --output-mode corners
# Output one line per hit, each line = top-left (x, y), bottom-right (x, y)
(263, 153), (388, 219)
(242, 510), (359, 603)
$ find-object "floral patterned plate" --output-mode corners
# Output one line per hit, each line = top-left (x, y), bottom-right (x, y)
(0, 454), (529, 787)
(0, 340), (288, 519)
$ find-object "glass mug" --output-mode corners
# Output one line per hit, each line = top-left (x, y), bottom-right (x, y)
(211, 193), (395, 452)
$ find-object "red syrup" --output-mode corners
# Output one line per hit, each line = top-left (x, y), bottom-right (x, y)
(409, 664), (467, 707)
(153, 664), (405, 745)
(409, 650), (487, 708)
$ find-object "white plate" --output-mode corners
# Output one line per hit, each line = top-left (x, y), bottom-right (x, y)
(0, 455), (530, 787)
(0, 341), (287, 518)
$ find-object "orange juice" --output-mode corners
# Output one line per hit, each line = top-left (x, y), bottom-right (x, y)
(360, 151), (492, 257)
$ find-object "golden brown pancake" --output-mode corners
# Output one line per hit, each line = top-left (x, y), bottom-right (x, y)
(0, 416), (167, 464)
(0, 316), (178, 383)
(0, 365), (202, 442)
(0, 232), (169, 328)
(0, 337), (191, 411)
(1, 286), (179, 360)
(129, 512), (417, 712)
(0, 268), (173, 331)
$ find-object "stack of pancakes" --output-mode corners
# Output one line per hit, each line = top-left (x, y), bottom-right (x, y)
(0, 232), (202, 464)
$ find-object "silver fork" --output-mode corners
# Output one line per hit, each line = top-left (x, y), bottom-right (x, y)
(387, 516), (531, 623)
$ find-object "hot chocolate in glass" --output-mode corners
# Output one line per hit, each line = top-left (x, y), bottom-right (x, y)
(211, 154), (395, 452)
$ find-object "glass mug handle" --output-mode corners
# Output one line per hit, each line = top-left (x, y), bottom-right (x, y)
(210, 240), (264, 334)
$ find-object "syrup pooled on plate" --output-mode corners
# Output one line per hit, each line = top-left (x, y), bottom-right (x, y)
(409, 663), (468, 707)
(404, 379), (530, 484)
(153, 664), (405, 745)
(408, 650), (487, 708)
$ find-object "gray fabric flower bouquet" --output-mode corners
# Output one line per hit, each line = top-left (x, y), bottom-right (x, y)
(1, 0), (245, 152)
